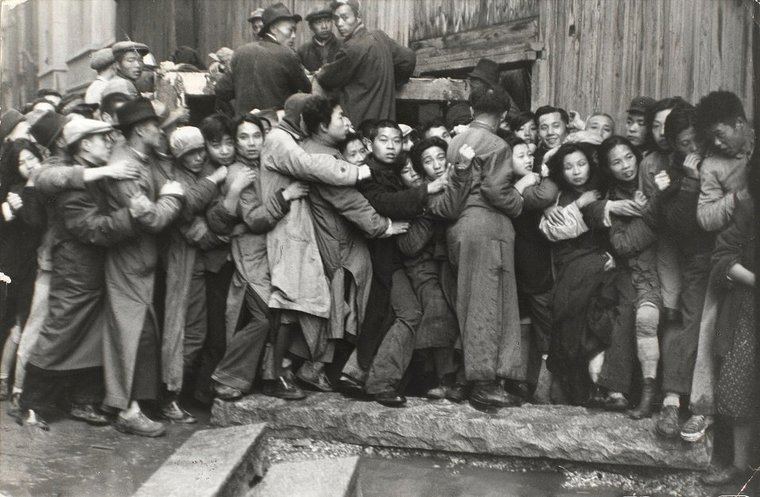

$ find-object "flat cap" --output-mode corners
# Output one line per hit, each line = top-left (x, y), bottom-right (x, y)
(170, 126), (205, 158)
(112, 41), (150, 58)
(62, 118), (112, 146)
(248, 7), (265, 22)
(306, 8), (333, 23)
(101, 78), (140, 100)
(0, 109), (25, 142)
(627, 96), (656, 115)
(90, 48), (115, 71)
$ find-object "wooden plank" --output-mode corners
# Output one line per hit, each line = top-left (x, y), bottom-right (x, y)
(412, 17), (538, 51)
(396, 77), (470, 101)
(410, 0), (538, 41)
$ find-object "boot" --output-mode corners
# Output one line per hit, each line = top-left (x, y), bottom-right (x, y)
(628, 378), (657, 419)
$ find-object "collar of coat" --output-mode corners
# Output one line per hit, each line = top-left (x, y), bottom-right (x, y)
(278, 119), (306, 142)
(343, 23), (367, 43)
(312, 32), (336, 47)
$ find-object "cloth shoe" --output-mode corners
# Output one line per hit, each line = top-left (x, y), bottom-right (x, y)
(655, 405), (681, 439)
(680, 414), (713, 443)
(70, 403), (110, 426)
(214, 383), (243, 401)
(296, 362), (334, 392)
(263, 376), (306, 400)
(426, 385), (447, 400)
(445, 384), (466, 403)
(17, 409), (49, 431)
(159, 400), (197, 424)
(374, 389), (406, 408)
(8, 392), (21, 417)
(628, 378), (657, 419)
(114, 411), (166, 437)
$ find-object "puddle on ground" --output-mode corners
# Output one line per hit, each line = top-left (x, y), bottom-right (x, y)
(356, 456), (622, 497)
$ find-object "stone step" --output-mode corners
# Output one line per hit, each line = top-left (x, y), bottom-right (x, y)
(211, 393), (712, 471)
(247, 457), (360, 497)
(133, 423), (269, 497)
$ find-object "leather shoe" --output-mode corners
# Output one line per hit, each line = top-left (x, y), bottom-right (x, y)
(214, 383), (243, 401)
(628, 378), (657, 419)
(374, 390), (406, 407)
(159, 400), (197, 424)
(338, 375), (366, 399)
(263, 376), (306, 400)
(296, 365), (334, 392)
(602, 394), (629, 412)
(445, 384), (466, 403)
(426, 385), (447, 400)
(470, 381), (521, 409)
(114, 411), (165, 437)
(70, 403), (110, 426)
(655, 405), (681, 439)
(17, 409), (49, 431)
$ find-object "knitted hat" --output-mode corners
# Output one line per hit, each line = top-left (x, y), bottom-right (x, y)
(90, 48), (115, 71)
(169, 126), (205, 158)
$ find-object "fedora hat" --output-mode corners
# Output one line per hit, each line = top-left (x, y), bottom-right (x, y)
(116, 97), (158, 130)
(261, 2), (302, 33)
(468, 58), (501, 89)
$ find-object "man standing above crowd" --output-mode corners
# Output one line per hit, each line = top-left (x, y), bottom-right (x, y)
(216, 3), (311, 115)
(316, 0), (416, 125)
(84, 48), (116, 105)
(111, 41), (150, 84)
(298, 8), (342, 72)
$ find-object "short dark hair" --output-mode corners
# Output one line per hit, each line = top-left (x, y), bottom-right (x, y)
(302, 95), (339, 136)
(664, 103), (696, 146)
(366, 119), (401, 142)
(358, 119), (378, 140)
(695, 90), (746, 140)
(597, 135), (642, 189)
(535, 105), (569, 125)
(509, 111), (536, 131)
(100, 94), (129, 118)
(1, 139), (42, 200)
(234, 114), (267, 137)
(409, 136), (448, 176)
(468, 84), (508, 116)
(339, 131), (364, 154)
(200, 113), (234, 143)
(503, 133), (527, 150)
(419, 118), (447, 138)
(647, 96), (688, 129)
(547, 142), (598, 191)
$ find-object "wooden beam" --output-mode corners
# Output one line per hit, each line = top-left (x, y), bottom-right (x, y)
(396, 77), (469, 101)
(412, 17), (541, 75)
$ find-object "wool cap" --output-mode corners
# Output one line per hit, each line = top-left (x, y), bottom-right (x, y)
(170, 126), (205, 158)
(90, 48), (115, 71)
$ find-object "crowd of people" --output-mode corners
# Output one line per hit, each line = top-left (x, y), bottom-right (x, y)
(0, 0), (756, 486)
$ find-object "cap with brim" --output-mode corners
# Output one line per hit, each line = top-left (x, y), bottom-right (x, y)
(627, 96), (656, 115)
(62, 118), (113, 146)
(261, 2), (302, 33)
(112, 41), (150, 59)
(248, 7), (265, 22)
(468, 58), (500, 89)
(329, 0), (360, 13)
(283, 93), (314, 126)
(306, 8), (333, 23)
(30, 111), (67, 148)
(170, 126), (204, 158)
(0, 109), (26, 141)
(90, 48), (115, 71)
(116, 97), (159, 130)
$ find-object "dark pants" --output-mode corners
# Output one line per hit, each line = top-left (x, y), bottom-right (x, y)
(597, 270), (636, 395)
(194, 262), (234, 396)
(20, 364), (103, 412)
(365, 270), (422, 394)
(212, 288), (270, 392)
(132, 316), (159, 401)
(662, 252), (710, 395)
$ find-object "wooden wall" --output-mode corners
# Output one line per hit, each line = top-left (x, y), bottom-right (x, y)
(532, 0), (755, 126)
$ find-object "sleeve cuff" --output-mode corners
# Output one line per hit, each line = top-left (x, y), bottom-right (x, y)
(603, 201), (612, 227)
(275, 189), (291, 212)
(2, 202), (15, 221)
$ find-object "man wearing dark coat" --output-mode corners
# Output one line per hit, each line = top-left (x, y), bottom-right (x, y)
(216, 3), (312, 115)
(315, 0), (416, 126)
(17, 119), (136, 431)
(297, 8), (342, 72)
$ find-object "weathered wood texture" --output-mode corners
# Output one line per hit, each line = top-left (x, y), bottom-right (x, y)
(532, 0), (755, 125)
(0, 1), (38, 111)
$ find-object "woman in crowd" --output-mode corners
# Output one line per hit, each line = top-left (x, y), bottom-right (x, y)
(0, 140), (46, 399)
(598, 136), (661, 418)
(540, 143), (634, 407)
(510, 112), (538, 152)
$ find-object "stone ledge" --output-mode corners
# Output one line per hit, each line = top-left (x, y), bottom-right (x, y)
(134, 423), (269, 497)
(247, 456), (360, 497)
(211, 393), (711, 471)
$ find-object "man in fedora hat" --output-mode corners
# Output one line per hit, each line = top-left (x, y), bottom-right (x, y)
(15, 118), (139, 431)
(248, 7), (265, 38)
(468, 58), (519, 116)
(111, 41), (150, 83)
(85, 48), (116, 105)
(297, 7), (342, 72)
(100, 97), (189, 436)
(216, 2), (311, 115)
(316, 0), (416, 125)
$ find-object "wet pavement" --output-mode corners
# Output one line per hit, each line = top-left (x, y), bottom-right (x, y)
(0, 400), (210, 497)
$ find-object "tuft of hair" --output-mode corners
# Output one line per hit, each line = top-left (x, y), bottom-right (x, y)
(234, 113), (267, 137)
(366, 119), (401, 142)
(468, 84), (508, 116)
(339, 131), (364, 154)
(419, 118), (448, 137)
(409, 136), (448, 176)
(301, 95), (339, 136)
(546, 141), (598, 190)
(664, 103), (697, 146)
(199, 113), (234, 143)
(694, 90), (746, 140)
(534, 105), (569, 125)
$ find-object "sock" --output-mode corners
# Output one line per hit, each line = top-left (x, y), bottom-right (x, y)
(588, 351), (605, 383)
(636, 305), (660, 379)
(662, 393), (680, 408)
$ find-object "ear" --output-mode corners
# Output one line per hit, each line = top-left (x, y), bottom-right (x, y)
(318, 122), (329, 135)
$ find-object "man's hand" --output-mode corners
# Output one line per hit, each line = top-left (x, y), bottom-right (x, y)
(514, 172), (540, 194)
(456, 144), (476, 169)
(357, 164), (372, 181)
(576, 189), (601, 209)
(683, 153), (702, 178)
(654, 171), (671, 191)
(230, 168), (257, 192)
(6, 192), (22, 211)
(160, 180), (184, 197)
(608, 199), (642, 217)
(129, 193), (154, 218)
(282, 181), (309, 201)
(207, 166), (228, 184)
(564, 130), (602, 145)
(102, 160), (142, 180)
(382, 220), (410, 237)
(568, 110), (585, 130)
(633, 190), (647, 207)
(544, 205), (565, 225)
(603, 252), (616, 272)
(426, 174), (448, 194)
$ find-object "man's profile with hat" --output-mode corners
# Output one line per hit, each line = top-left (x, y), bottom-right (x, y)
(112, 41), (150, 82)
